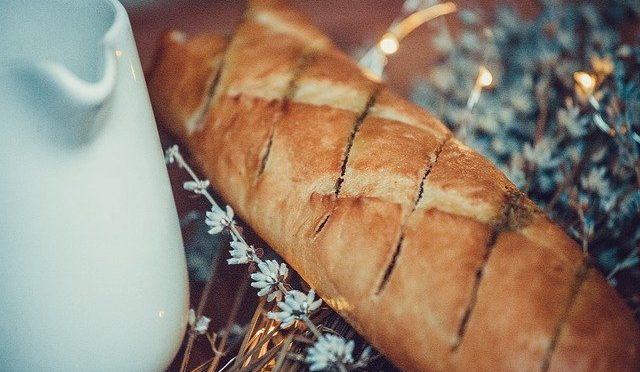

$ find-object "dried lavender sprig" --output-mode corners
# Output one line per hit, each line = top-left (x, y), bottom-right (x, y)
(168, 145), (265, 371)
(167, 146), (297, 298)
(411, 0), (640, 302)
(166, 145), (253, 258)
(166, 145), (226, 322)
(166, 145), (353, 370)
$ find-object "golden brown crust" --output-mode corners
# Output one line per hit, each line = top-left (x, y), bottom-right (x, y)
(313, 196), (404, 308)
(418, 138), (515, 224)
(193, 95), (283, 209)
(376, 210), (494, 371)
(250, 100), (359, 260)
(147, 31), (227, 139)
(453, 231), (584, 371)
(340, 113), (442, 210)
(372, 88), (450, 138)
(246, 0), (332, 50)
(147, 1), (640, 370)
(217, 20), (302, 100)
(549, 269), (640, 371)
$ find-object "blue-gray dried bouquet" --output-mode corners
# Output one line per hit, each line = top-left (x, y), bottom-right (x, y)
(413, 0), (639, 314)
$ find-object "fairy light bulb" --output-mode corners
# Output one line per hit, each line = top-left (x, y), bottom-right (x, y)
(573, 71), (596, 97)
(478, 65), (493, 88)
(360, 2), (457, 78)
(379, 33), (400, 55)
(572, 70), (619, 139)
(466, 65), (494, 110)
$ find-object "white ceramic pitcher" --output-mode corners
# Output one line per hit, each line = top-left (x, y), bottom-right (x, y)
(0, 0), (189, 370)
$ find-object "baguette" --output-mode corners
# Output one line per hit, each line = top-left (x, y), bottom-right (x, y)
(147, 1), (640, 370)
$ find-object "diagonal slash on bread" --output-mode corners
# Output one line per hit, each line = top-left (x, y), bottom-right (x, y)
(147, 1), (640, 370)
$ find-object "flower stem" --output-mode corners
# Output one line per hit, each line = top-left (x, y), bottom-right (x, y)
(172, 149), (223, 210)
(207, 278), (250, 372)
(179, 332), (196, 372)
(171, 147), (259, 266)
(301, 315), (323, 339)
(278, 282), (290, 297)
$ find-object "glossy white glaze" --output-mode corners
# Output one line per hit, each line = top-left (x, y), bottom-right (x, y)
(0, 1), (188, 370)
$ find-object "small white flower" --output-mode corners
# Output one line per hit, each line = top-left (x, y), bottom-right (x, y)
(432, 30), (454, 55)
(228, 240), (253, 265)
(617, 44), (632, 58)
(510, 94), (534, 114)
(358, 345), (372, 365)
(590, 147), (607, 163)
(492, 138), (507, 155)
(498, 107), (515, 125)
(401, 0), (432, 14)
(205, 205), (234, 235)
(557, 106), (587, 137)
(250, 260), (289, 302)
(580, 167), (610, 197)
(188, 309), (211, 335)
(477, 114), (500, 134)
(306, 334), (355, 371)
(460, 31), (481, 53)
(164, 145), (180, 164)
(459, 9), (480, 25)
(267, 289), (322, 329)
(557, 29), (576, 50)
(523, 139), (560, 169)
(449, 107), (473, 127)
(429, 65), (456, 93)
(497, 7), (519, 30)
(183, 179), (210, 195)
(566, 145), (583, 163)
(601, 193), (617, 213)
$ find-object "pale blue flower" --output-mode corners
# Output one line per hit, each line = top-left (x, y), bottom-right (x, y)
(459, 9), (480, 25)
(523, 139), (560, 169)
(205, 205), (234, 235)
(580, 167), (610, 197)
(227, 240), (252, 265)
(460, 31), (481, 53)
(183, 179), (210, 195)
(267, 289), (322, 329)
(430, 65), (456, 93)
(510, 93), (534, 114)
(250, 260), (289, 302)
(306, 334), (355, 371)
(164, 145), (180, 164)
(432, 30), (455, 55)
(188, 309), (211, 335)
(558, 105), (587, 137)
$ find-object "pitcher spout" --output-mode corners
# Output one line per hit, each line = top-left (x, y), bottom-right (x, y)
(16, 47), (117, 146)
(0, 0), (124, 147)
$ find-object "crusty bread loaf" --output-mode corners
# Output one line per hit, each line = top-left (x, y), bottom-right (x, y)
(147, 1), (640, 370)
